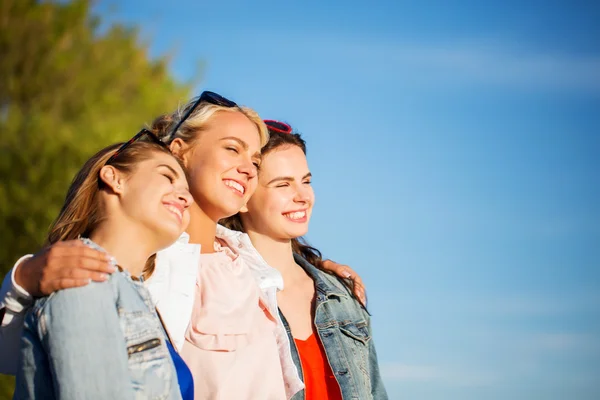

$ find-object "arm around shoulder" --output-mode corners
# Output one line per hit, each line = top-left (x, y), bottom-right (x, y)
(0, 256), (34, 374)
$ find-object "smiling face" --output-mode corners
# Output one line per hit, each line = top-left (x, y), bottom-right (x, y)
(117, 151), (193, 250)
(177, 110), (263, 222)
(242, 144), (314, 240)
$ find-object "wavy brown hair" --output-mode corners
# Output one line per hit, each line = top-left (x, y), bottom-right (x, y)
(47, 140), (177, 279)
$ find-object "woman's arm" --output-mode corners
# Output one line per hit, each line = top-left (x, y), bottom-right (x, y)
(0, 257), (34, 374)
(38, 279), (134, 399)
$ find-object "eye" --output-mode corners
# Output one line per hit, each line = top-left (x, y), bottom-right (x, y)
(226, 146), (239, 154)
(253, 162), (261, 169)
(276, 182), (290, 188)
(303, 179), (312, 185)
(162, 173), (175, 183)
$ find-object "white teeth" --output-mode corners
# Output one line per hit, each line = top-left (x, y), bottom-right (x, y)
(284, 211), (306, 220)
(224, 180), (245, 194)
(165, 205), (182, 221)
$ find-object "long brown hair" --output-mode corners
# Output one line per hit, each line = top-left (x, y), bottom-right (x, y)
(220, 129), (325, 270)
(47, 141), (176, 279)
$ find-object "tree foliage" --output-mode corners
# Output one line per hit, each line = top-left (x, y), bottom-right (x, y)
(0, 0), (193, 394)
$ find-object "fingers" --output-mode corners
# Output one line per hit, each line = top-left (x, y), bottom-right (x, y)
(38, 269), (110, 295)
(32, 241), (116, 296)
(50, 241), (113, 261)
(353, 284), (368, 308)
(52, 278), (94, 292)
(62, 267), (110, 282)
(46, 242), (116, 274)
(54, 254), (116, 274)
(322, 259), (368, 307)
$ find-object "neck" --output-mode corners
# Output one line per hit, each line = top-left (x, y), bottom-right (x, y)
(90, 220), (154, 279)
(245, 230), (303, 283)
(186, 203), (217, 253)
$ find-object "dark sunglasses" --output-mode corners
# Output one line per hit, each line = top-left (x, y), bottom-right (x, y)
(166, 91), (238, 141)
(105, 128), (169, 165)
(264, 120), (292, 134)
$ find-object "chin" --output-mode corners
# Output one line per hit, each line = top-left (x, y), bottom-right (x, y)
(154, 224), (183, 250)
(285, 227), (309, 239)
(219, 200), (246, 219)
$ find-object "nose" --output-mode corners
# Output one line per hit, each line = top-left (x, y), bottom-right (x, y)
(293, 183), (312, 204)
(177, 187), (194, 209)
(237, 158), (258, 179)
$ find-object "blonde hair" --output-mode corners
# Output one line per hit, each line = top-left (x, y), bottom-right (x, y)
(151, 97), (269, 149)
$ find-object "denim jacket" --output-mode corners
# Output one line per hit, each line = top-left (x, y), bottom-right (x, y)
(13, 239), (182, 400)
(286, 254), (388, 400)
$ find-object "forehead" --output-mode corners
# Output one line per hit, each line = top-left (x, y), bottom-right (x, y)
(260, 146), (309, 178)
(140, 151), (184, 173)
(201, 111), (261, 148)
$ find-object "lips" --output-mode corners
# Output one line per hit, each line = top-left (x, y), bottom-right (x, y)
(223, 179), (246, 196)
(163, 202), (184, 223)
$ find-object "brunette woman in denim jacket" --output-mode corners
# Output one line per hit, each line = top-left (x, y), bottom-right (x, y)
(14, 138), (194, 399)
(222, 123), (388, 400)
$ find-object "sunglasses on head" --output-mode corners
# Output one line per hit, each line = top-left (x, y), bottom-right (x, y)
(106, 91), (237, 165)
(166, 91), (238, 141)
(105, 128), (169, 166)
(264, 120), (292, 134)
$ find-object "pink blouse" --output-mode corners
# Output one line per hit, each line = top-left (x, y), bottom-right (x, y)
(180, 241), (287, 399)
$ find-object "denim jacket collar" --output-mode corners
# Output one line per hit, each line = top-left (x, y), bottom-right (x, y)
(293, 254), (349, 300)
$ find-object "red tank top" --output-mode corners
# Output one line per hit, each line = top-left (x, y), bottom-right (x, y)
(294, 333), (343, 400)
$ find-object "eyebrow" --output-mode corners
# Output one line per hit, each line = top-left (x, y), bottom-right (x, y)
(220, 136), (262, 161)
(267, 172), (312, 185)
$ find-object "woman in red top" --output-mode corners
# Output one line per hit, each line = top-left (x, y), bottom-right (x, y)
(222, 121), (388, 399)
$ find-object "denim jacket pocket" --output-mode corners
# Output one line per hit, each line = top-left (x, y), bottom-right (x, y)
(120, 310), (173, 400)
(339, 320), (371, 345)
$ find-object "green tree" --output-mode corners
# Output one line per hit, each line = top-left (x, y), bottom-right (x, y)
(0, 0), (194, 396)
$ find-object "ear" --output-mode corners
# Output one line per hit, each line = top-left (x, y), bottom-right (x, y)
(169, 138), (188, 158)
(99, 165), (126, 194)
(239, 204), (249, 214)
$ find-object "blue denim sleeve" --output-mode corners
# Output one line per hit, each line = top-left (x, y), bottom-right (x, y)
(366, 319), (389, 400)
(38, 280), (134, 399)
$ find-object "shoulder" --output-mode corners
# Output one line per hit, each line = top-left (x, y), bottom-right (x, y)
(37, 274), (120, 314)
(314, 268), (370, 319)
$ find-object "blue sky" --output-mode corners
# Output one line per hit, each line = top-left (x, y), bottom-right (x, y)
(96, 1), (600, 398)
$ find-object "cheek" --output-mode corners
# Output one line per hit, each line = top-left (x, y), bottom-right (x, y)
(245, 179), (258, 198)
(182, 211), (191, 229)
(308, 189), (316, 209)
(264, 192), (292, 217)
